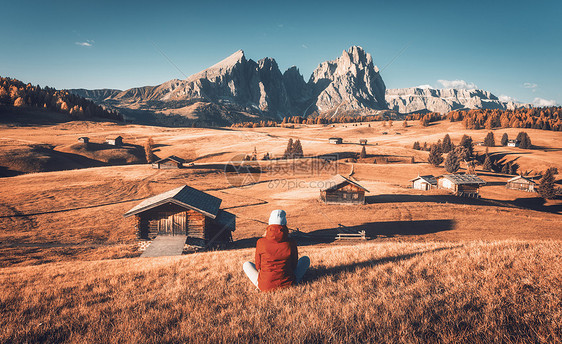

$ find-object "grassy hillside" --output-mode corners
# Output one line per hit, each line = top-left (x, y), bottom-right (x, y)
(0, 240), (560, 343)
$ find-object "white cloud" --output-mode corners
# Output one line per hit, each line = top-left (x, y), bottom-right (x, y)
(533, 97), (557, 107)
(523, 82), (538, 89)
(75, 40), (94, 47)
(437, 79), (478, 90)
(301, 44), (308, 49)
(498, 94), (518, 103)
(416, 84), (434, 89)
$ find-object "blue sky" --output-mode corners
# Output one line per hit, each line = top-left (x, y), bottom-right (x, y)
(2, 0), (561, 105)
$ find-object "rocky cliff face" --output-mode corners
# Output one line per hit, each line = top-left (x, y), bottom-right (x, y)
(386, 87), (529, 114)
(309, 46), (387, 113)
(69, 46), (528, 125)
(70, 46), (387, 123)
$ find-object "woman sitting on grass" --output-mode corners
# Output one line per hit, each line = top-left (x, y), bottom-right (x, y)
(243, 210), (310, 292)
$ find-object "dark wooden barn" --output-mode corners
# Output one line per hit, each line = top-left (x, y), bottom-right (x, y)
(106, 136), (123, 146)
(152, 155), (185, 169)
(437, 174), (486, 197)
(78, 136), (89, 143)
(320, 174), (369, 204)
(506, 175), (537, 192)
(329, 137), (343, 144)
(410, 175), (437, 190)
(124, 185), (235, 247)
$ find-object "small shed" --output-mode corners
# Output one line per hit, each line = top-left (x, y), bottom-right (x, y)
(329, 137), (343, 144)
(359, 139), (368, 145)
(152, 155), (185, 169)
(106, 136), (123, 146)
(124, 185), (235, 247)
(507, 139), (520, 147)
(506, 175), (537, 192)
(320, 174), (369, 204)
(437, 174), (486, 197)
(78, 137), (89, 143)
(410, 175), (437, 191)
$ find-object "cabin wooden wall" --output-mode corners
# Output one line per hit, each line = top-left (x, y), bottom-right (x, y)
(506, 181), (535, 192)
(159, 161), (181, 169)
(136, 203), (234, 247)
(321, 183), (365, 204)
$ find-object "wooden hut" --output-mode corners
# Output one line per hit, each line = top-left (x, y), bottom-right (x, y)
(78, 137), (89, 143)
(320, 174), (369, 204)
(506, 175), (537, 192)
(329, 137), (343, 144)
(359, 139), (368, 145)
(152, 155), (185, 169)
(507, 139), (520, 147)
(106, 136), (123, 146)
(436, 174), (486, 197)
(124, 185), (235, 247)
(410, 175), (437, 191)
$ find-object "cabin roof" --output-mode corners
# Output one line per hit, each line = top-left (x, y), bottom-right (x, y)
(329, 137), (343, 140)
(507, 175), (536, 184)
(215, 210), (236, 232)
(320, 174), (370, 192)
(155, 155), (185, 164)
(124, 185), (222, 218)
(438, 174), (486, 185)
(106, 135), (123, 140)
(410, 175), (437, 185)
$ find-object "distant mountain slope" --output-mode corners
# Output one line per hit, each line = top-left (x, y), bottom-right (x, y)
(68, 47), (531, 125)
(386, 87), (530, 114)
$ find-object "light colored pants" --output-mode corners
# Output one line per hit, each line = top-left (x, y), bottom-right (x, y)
(243, 256), (310, 288)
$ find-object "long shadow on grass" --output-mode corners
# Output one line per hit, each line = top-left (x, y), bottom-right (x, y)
(303, 246), (459, 284)
(230, 219), (456, 250)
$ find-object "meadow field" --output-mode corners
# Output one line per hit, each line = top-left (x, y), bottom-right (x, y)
(0, 119), (561, 342)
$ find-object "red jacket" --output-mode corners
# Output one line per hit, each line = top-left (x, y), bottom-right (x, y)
(255, 224), (298, 292)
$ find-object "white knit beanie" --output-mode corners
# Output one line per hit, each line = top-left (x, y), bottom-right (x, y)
(268, 209), (287, 226)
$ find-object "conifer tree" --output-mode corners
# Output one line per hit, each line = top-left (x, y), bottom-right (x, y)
(537, 167), (558, 199)
(501, 133), (509, 146)
(483, 154), (492, 171)
(516, 132), (532, 149)
(292, 139), (304, 158)
(144, 137), (155, 164)
(283, 138), (294, 158)
(484, 131), (495, 147)
(428, 144), (444, 167)
(360, 146), (366, 159)
(444, 150), (460, 173)
(459, 134), (474, 157)
(442, 134), (453, 153)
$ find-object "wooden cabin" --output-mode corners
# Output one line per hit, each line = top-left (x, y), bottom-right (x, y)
(320, 174), (369, 204)
(106, 136), (123, 146)
(506, 175), (537, 192)
(78, 137), (89, 143)
(124, 185), (235, 247)
(437, 174), (486, 197)
(152, 155), (185, 169)
(410, 175), (437, 191)
(507, 139), (520, 147)
(329, 137), (343, 144)
(359, 139), (368, 145)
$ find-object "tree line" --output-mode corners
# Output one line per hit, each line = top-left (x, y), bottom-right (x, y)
(448, 107), (562, 131)
(0, 76), (122, 121)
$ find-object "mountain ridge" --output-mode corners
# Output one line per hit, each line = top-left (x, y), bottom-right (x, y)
(69, 46), (530, 125)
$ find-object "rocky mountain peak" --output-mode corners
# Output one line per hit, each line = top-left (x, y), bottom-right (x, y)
(309, 45), (387, 112)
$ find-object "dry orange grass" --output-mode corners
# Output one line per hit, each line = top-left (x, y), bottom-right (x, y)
(0, 240), (560, 343)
